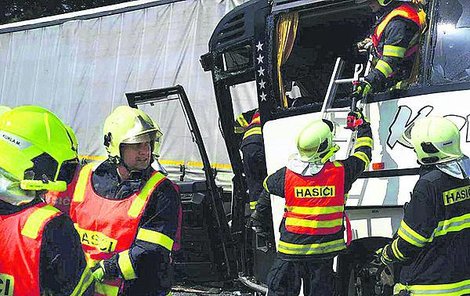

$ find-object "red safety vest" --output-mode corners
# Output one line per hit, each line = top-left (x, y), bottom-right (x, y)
(283, 161), (345, 236)
(70, 164), (167, 296)
(372, 4), (426, 58)
(0, 202), (61, 296)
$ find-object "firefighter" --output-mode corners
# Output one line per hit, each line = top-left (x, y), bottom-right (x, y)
(251, 112), (373, 295)
(354, 0), (427, 96)
(0, 105), (93, 295)
(234, 108), (267, 210)
(70, 105), (181, 296)
(373, 116), (470, 296)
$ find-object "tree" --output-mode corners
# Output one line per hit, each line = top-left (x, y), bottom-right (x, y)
(0, 0), (134, 25)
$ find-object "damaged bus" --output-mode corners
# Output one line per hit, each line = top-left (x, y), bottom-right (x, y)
(201, 0), (470, 294)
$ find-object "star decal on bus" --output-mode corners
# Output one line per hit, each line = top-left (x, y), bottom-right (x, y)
(256, 41), (264, 51)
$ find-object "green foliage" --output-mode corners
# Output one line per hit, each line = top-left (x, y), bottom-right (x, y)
(0, 0), (134, 25)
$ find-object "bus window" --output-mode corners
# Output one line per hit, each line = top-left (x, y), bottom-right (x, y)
(223, 45), (252, 72)
(274, 8), (372, 112)
(431, 0), (470, 84)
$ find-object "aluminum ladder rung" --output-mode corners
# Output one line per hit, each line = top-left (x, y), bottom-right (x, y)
(334, 77), (364, 84)
(324, 107), (350, 113)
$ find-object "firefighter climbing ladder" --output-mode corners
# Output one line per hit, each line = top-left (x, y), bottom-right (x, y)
(320, 57), (372, 158)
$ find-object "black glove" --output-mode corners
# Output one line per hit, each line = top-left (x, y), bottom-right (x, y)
(378, 245), (394, 266)
(367, 247), (394, 278)
(376, 247), (396, 287)
(250, 210), (270, 235)
(352, 80), (372, 99)
(356, 37), (373, 52)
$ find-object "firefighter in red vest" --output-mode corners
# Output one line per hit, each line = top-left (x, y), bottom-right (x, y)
(0, 106), (93, 295)
(234, 108), (267, 210)
(354, 0), (427, 96)
(251, 112), (372, 295)
(70, 105), (181, 296)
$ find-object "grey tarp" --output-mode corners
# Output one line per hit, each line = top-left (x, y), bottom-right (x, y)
(0, 0), (254, 189)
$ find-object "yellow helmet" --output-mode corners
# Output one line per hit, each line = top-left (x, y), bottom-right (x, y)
(403, 116), (462, 165)
(103, 106), (163, 163)
(296, 119), (339, 164)
(65, 124), (79, 154)
(0, 106), (78, 192)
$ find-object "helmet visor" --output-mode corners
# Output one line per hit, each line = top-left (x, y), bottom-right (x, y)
(57, 158), (79, 184)
(121, 131), (157, 144)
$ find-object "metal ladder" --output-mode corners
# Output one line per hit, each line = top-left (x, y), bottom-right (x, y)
(319, 57), (371, 158)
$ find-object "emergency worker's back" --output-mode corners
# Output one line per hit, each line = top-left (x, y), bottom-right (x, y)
(399, 168), (470, 285)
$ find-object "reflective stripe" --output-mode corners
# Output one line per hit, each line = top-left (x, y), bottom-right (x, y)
(95, 282), (119, 296)
(391, 80), (406, 91)
(332, 160), (342, 167)
(391, 239), (406, 261)
(285, 217), (343, 228)
(234, 126), (245, 134)
(70, 266), (94, 296)
(278, 238), (345, 255)
(236, 114), (249, 128)
(395, 279), (470, 296)
(354, 137), (373, 149)
(397, 221), (429, 247)
(73, 163), (95, 203)
(376, 5), (424, 40)
(286, 205), (344, 215)
(243, 126), (262, 139)
(263, 177), (269, 193)
(137, 228), (174, 251)
(21, 205), (60, 239)
(375, 60), (394, 77)
(383, 45), (406, 58)
(118, 250), (137, 280)
(353, 151), (370, 168)
(250, 201), (257, 210)
(433, 213), (470, 238)
(128, 172), (166, 218)
(382, 245), (393, 262)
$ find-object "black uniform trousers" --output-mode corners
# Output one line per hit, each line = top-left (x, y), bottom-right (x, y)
(241, 142), (267, 206)
(267, 256), (335, 296)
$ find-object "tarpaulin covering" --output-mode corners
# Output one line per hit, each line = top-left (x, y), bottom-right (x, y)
(0, 0), (249, 189)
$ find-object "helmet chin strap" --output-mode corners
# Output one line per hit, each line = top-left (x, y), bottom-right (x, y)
(116, 157), (152, 181)
(320, 145), (340, 164)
